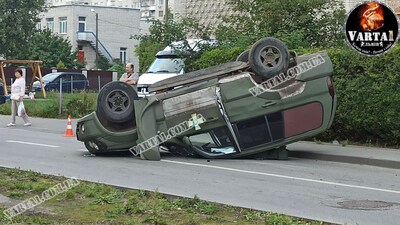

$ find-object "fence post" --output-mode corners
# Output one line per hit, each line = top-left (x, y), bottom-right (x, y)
(112, 71), (118, 81)
(59, 78), (63, 115)
(98, 75), (101, 92)
(71, 76), (73, 92)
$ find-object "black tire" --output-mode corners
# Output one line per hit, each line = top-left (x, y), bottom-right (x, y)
(84, 141), (108, 155)
(249, 37), (290, 79)
(236, 49), (250, 62)
(97, 81), (138, 124)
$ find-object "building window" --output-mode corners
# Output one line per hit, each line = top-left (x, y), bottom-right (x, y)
(59, 17), (67, 34)
(159, 10), (164, 17)
(35, 22), (42, 31)
(158, 0), (164, 5)
(78, 16), (86, 32)
(120, 48), (127, 65)
(46, 18), (54, 32)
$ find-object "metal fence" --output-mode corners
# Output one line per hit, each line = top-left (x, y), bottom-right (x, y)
(2, 67), (118, 92)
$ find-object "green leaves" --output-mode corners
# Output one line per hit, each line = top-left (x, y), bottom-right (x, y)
(11, 29), (81, 68)
(218, 0), (346, 49)
(321, 45), (400, 146)
(0, 0), (46, 58)
(132, 18), (215, 73)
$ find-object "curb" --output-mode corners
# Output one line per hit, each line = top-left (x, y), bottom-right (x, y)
(288, 151), (400, 169)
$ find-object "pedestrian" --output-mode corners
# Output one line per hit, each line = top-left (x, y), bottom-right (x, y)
(7, 68), (31, 127)
(119, 63), (139, 91)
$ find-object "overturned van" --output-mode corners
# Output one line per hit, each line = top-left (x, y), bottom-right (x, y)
(76, 37), (337, 161)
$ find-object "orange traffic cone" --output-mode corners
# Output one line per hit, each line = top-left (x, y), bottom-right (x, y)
(64, 115), (75, 137)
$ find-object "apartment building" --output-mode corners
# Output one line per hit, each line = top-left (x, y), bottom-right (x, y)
(140, 0), (173, 20)
(46, 0), (167, 19)
(343, 0), (400, 11)
(46, 0), (140, 8)
(38, 4), (141, 69)
(173, 0), (235, 29)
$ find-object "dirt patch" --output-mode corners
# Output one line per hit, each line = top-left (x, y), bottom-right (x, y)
(0, 194), (56, 216)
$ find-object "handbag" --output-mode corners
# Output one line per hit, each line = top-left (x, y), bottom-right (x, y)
(18, 102), (26, 117)
(11, 94), (20, 101)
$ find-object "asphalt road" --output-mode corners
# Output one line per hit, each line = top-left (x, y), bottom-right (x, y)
(0, 115), (399, 225)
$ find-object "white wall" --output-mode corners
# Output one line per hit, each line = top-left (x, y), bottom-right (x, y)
(39, 5), (141, 69)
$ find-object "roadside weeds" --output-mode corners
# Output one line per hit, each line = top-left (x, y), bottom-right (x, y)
(0, 167), (335, 225)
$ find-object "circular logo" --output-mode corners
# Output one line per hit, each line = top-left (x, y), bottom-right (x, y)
(345, 1), (399, 56)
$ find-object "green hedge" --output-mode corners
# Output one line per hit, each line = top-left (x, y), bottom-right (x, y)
(319, 45), (400, 146)
(0, 92), (97, 119)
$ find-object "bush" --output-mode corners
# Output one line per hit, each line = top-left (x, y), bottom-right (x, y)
(0, 99), (59, 118)
(316, 45), (400, 146)
(0, 92), (97, 119)
(191, 46), (245, 71)
(65, 92), (96, 118)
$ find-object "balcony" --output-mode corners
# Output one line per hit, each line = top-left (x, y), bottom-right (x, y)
(77, 31), (114, 65)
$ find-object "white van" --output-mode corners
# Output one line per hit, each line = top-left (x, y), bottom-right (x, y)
(137, 39), (217, 98)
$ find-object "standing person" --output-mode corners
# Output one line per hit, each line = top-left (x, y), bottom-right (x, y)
(119, 63), (139, 91)
(7, 69), (31, 127)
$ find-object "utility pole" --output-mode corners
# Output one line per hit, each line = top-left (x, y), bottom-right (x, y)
(91, 9), (99, 69)
(164, 0), (169, 22)
(95, 12), (99, 69)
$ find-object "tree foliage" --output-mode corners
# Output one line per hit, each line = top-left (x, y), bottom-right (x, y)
(216, 0), (347, 49)
(97, 55), (112, 71)
(132, 18), (215, 73)
(0, 0), (46, 58)
(12, 29), (84, 68)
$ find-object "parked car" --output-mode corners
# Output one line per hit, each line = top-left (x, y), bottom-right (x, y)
(137, 50), (185, 97)
(0, 79), (3, 95)
(32, 72), (88, 92)
(0, 80), (5, 105)
(137, 39), (217, 98)
(76, 37), (337, 161)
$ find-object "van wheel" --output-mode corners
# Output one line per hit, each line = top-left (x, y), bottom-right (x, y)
(97, 81), (138, 123)
(84, 141), (112, 156)
(249, 37), (289, 79)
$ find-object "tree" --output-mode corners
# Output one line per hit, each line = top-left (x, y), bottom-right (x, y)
(134, 38), (164, 73)
(13, 29), (84, 68)
(0, 0), (46, 58)
(133, 18), (214, 73)
(216, 0), (347, 49)
(97, 55), (112, 71)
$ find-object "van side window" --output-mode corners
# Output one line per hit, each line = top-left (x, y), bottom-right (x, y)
(62, 74), (72, 82)
(75, 75), (86, 81)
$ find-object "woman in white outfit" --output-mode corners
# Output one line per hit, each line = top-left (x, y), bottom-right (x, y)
(7, 69), (31, 127)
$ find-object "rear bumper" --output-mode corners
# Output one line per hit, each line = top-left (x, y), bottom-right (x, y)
(76, 112), (137, 152)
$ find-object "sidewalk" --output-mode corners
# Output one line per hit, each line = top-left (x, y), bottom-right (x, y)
(0, 115), (77, 134)
(288, 141), (400, 169)
(1, 114), (399, 169)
